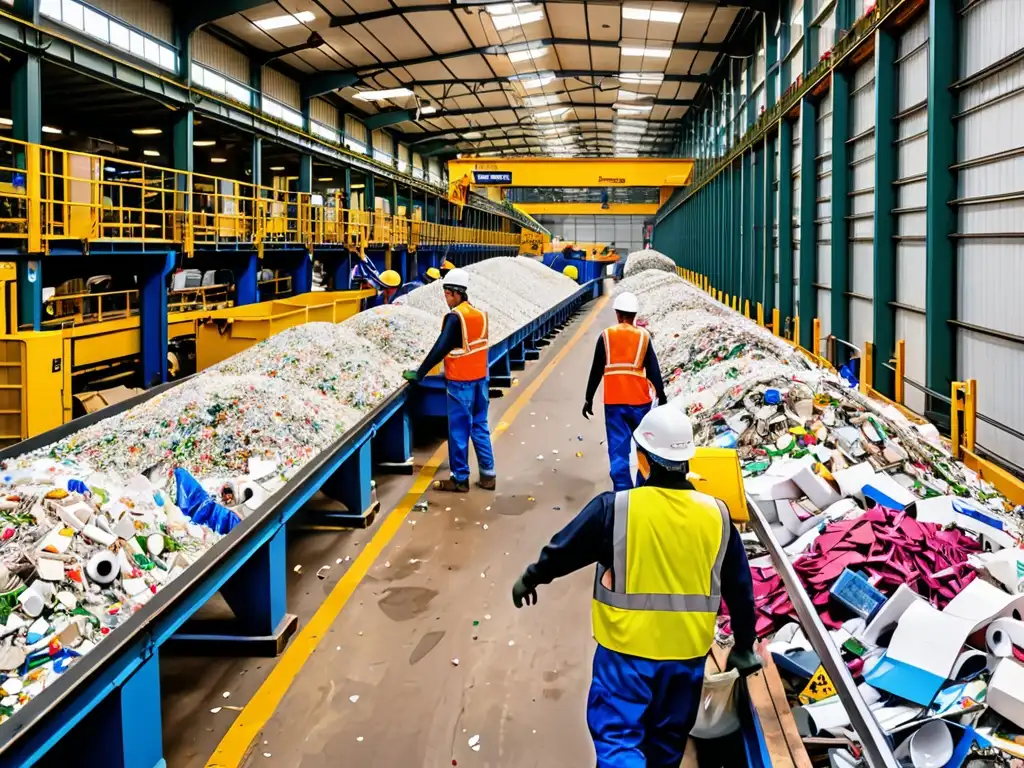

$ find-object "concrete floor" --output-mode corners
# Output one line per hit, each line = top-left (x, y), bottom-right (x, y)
(161, 295), (616, 767)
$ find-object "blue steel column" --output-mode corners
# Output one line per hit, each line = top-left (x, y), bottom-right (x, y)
(292, 155), (313, 295)
(873, 27), (898, 396)
(925, 0), (958, 410)
(140, 252), (175, 387)
(799, 97), (818, 349)
(237, 135), (261, 303)
(13, 49), (42, 331)
(830, 69), (851, 357)
(778, 118), (795, 324)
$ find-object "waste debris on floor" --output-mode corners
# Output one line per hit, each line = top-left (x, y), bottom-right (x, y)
(0, 257), (578, 724)
(620, 249), (1024, 767)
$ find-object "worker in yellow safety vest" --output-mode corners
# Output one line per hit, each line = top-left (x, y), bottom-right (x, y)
(402, 268), (496, 493)
(513, 405), (760, 767)
(583, 291), (667, 491)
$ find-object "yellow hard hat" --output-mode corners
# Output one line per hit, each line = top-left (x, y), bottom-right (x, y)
(442, 260), (456, 271)
(425, 267), (441, 280)
(562, 265), (579, 281)
(380, 269), (401, 288)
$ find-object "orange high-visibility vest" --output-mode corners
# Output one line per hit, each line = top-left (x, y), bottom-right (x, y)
(602, 323), (652, 405)
(444, 302), (489, 381)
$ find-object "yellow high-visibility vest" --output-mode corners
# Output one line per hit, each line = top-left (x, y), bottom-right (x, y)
(592, 487), (730, 661)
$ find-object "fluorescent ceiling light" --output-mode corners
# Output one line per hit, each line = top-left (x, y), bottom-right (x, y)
(478, 151), (501, 156)
(613, 102), (652, 111)
(270, 166), (286, 171)
(350, 183), (365, 189)
(354, 87), (414, 101)
(523, 94), (561, 107)
(193, 140), (216, 147)
(419, 105), (437, 115)
(210, 157), (227, 163)
(42, 126), (62, 135)
(622, 6), (684, 23)
(254, 11), (315, 31)
(463, 131), (483, 139)
(619, 72), (665, 84)
(614, 124), (647, 134)
(615, 118), (649, 127)
(143, 149), (160, 157)
(507, 46), (548, 63)
(533, 107), (570, 120)
(490, 9), (544, 31)
(318, 177), (334, 182)
(617, 90), (653, 101)
(620, 46), (672, 58)
(132, 128), (162, 136)
(616, 108), (653, 117)
(0, 118), (12, 127)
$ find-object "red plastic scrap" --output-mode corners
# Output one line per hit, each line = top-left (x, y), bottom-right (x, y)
(746, 506), (983, 638)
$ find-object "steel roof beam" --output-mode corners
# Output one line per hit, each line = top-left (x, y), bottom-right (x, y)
(179, 0), (271, 34)
(409, 71), (707, 88)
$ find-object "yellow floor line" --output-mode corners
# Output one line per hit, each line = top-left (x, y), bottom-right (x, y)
(207, 295), (608, 767)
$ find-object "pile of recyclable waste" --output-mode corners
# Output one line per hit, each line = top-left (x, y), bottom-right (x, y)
(0, 256), (578, 724)
(622, 248), (678, 278)
(620, 250), (1024, 766)
(396, 256), (578, 342)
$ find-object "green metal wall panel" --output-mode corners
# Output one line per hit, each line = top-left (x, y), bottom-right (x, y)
(799, 97), (818, 349)
(779, 119), (795, 323)
(764, 135), (777, 315)
(873, 28), (898, 397)
(753, 145), (766, 309)
(830, 69), (851, 355)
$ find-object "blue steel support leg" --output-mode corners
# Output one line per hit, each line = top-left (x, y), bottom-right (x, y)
(16, 259), (41, 332)
(103, 649), (165, 768)
(290, 251), (313, 295)
(236, 253), (259, 306)
(140, 252), (175, 387)
(373, 405), (413, 474)
(315, 439), (378, 527)
(490, 351), (513, 389)
(168, 525), (297, 656)
(509, 340), (526, 370)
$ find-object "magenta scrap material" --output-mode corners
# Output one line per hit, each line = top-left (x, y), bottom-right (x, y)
(744, 506), (982, 636)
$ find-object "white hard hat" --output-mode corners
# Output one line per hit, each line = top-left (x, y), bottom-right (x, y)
(613, 292), (639, 314)
(633, 404), (697, 464)
(442, 268), (470, 291)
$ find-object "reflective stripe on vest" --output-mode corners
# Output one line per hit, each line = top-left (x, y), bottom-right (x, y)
(601, 324), (652, 405)
(444, 302), (489, 381)
(591, 488), (730, 661)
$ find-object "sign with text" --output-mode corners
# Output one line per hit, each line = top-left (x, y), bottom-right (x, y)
(473, 170), (512, 185)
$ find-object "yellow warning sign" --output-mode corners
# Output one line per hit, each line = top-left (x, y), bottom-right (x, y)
(798, 666), (837, 704)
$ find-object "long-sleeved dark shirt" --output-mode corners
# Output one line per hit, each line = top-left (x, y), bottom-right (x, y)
(522, 468), (757, 654)
(585, 330), (667, 406)
(414, 312), (463, 380)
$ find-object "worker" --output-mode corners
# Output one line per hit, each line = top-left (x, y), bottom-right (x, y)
(392, 266), (441, 301)
(402, 268), (496, 493)
(439, 259), (456, 277)
(367, 269), (402, 307)
(583, 291), (667, 491)
(512, 406), (760, 767)
(562, 264), (579, 282)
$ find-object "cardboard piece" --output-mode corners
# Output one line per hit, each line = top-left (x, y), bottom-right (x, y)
(776, 499), (824, 537)
(970, 548), (1024, 594)
(792, 465), (842, 511)
(988, 658), (1024, 730)
(71, 386), (143, 417)
(36, 557), (65, 582)
(861, 473), (916, 510)
(862, 601), (975, 706)
(942, 577), (1024, 631)
(858, 584), (923, 646)
(832, 462), (875, 499)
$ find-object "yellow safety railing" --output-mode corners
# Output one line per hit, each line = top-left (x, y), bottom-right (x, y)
(42, 289), (137, 327)
(2, 136), (534, 254)
(258, 275), (293, 300)
(167, 283), (233, 313)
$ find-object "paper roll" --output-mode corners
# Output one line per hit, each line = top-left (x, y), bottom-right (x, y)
(86, 550), (119, 585)
(237, 481), (268, 512)
(986, 617), (1024, 658)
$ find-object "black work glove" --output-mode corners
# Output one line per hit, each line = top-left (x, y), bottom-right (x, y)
(512, 575), (538, 608)
(657, 394), (668, 406)
(582, 401), (594, 420)
(726, 647), (763, 678)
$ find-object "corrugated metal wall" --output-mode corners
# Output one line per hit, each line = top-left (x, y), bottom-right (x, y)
(816, 93), (833, 337)
(372, 129), (393, 166)
(192, 29), (248, 82)
(534, 215), (646, 255)
(792, 114), (802, 319)
(894, 14), (929, 415)
(346, 116), (368, 146)
(89, 0), (172, 42)
(261, 67), (300, 109)
(848, 57), (876, 356)
(956, 0), (1024, 466)
(309, 99), (338, 129)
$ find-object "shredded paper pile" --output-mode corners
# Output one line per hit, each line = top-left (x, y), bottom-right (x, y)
(0, 256), (577, 722)
(619, 249), (1024, 765)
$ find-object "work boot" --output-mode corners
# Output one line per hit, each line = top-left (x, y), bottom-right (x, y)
(477, 475), (497, 491)
(434, 477), (469, 493)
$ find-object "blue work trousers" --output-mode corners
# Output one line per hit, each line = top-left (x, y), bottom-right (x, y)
(605, 403), (651, 492)
(588, 645), (704, 768)
(446, 378), (496, 483)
